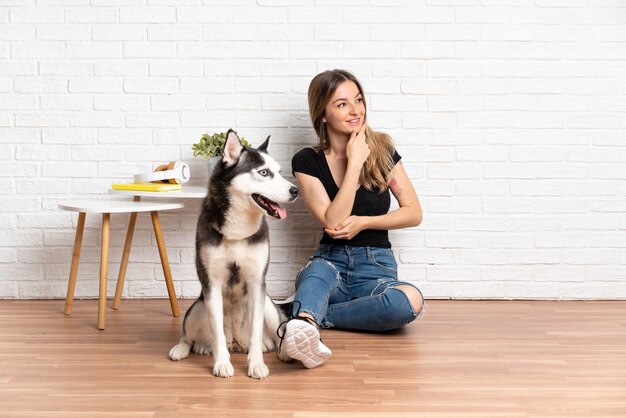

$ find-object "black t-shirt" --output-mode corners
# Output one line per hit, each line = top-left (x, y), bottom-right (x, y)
(292, 147), (401, 248)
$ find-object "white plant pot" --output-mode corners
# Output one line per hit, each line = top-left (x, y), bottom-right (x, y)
(206, 156), (220, 176)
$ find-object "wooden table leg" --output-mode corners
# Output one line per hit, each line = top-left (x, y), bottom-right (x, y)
(64, 212), (86, 315)
(98, 213), (111, 330)
(150, 211), (180, 317)
(113, 196), (140, 310)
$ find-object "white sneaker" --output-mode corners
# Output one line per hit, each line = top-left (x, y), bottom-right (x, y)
(282, 318), (332, 369)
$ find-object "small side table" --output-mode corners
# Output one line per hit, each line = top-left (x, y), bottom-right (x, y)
(58, 199), (184, 330)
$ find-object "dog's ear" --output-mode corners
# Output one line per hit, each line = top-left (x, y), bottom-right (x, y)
(257, 135), (271, 153)
(222, 129), (244, 167)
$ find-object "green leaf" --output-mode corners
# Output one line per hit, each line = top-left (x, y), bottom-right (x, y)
(191, 130), (251, 159)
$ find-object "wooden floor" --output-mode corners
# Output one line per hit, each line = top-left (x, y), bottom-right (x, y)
(0, 300), (625, 417)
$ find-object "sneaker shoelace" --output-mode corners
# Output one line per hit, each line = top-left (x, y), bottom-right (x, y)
(276, 300), (320, 354)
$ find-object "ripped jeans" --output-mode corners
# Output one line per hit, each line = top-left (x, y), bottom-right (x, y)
(293, 244), (423, 332)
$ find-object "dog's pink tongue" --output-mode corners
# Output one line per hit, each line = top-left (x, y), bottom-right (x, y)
(269, 202), (286, 219)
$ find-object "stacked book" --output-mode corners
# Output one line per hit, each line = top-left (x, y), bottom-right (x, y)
(111, 182), (182, 192)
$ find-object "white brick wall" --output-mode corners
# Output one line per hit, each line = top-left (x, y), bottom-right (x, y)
(1, 2), (625, 300)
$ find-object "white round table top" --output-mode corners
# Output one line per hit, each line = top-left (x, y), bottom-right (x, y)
(109, 185), (207, 199)
(58, 200), (185, 214)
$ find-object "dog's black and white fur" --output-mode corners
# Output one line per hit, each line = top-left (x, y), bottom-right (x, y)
(168, 130), (297, 379)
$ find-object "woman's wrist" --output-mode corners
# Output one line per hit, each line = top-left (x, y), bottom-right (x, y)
(359, 215), (371, 230)
(346, 158), (365, 173)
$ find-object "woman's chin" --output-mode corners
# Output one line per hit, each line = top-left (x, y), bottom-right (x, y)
(346, 123), (362, 132)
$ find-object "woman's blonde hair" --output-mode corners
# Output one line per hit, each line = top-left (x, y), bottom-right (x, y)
(308, 69), (395, 192)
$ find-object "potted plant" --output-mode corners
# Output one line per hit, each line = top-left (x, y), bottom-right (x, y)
(192, 131), (251, 174)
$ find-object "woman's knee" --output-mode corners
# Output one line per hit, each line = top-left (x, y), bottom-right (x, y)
(372, 286), (421, 331)
(394, 284), (424, 314)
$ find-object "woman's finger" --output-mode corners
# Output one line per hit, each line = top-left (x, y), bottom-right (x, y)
(324, 228), (340, 236)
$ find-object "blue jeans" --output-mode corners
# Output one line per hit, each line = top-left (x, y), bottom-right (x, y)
(293, 244), (423, 332)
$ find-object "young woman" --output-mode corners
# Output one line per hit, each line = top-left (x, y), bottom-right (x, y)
(279, 69), (424, 369)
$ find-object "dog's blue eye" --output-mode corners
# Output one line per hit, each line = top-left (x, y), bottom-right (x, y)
(258, 169), (269, 177)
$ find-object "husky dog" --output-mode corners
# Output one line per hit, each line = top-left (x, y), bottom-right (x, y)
(168, 130), (298, 379)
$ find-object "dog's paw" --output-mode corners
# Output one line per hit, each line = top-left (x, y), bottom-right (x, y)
(192, 343), (211, 356)
(169, 342), (191, 361)
(248, 362), (269, 379)
(212, 360), (235, 378)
